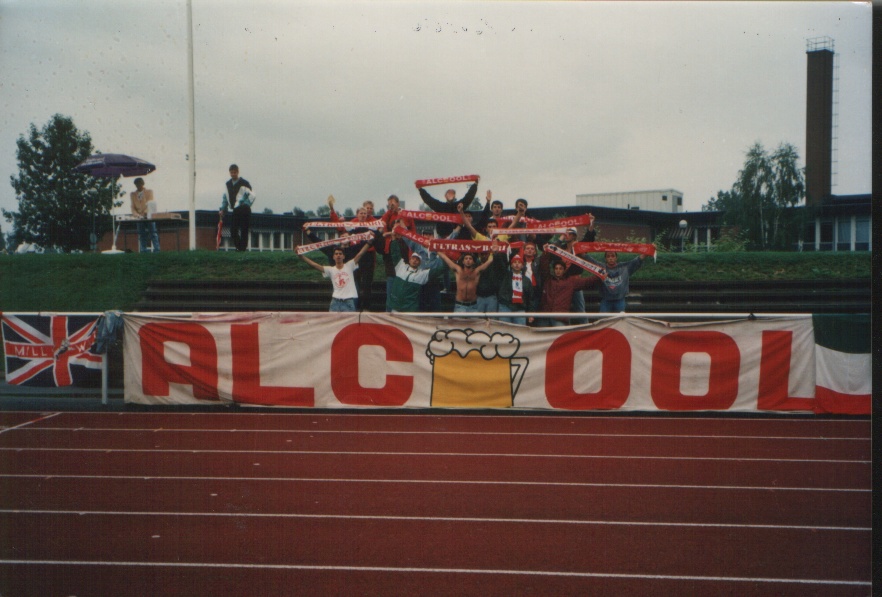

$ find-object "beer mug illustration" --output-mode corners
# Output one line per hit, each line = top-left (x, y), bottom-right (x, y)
(426, 329), (528, 408)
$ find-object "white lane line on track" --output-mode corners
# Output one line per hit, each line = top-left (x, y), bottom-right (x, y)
(0, 412), (61, 434)
(7, 410), (867, 423)
(0, 474), (870, 492)
(0, 560), (870, 586)
(6, 427), (871, 441)
(0, 509), (869, 532)
(0, 446), (868, 464)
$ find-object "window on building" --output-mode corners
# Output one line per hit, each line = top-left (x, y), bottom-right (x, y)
(854, 217), (870, 251)
(836, 218), (851, 251)
(662, 195), (668, 201)
(802, 221), (816, 251)
(676, 196), (682, 206)
(819, 220), (833, 251)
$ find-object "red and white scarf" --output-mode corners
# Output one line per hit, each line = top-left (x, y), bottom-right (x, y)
(573, 241), (656, 260)
(414, 174), (479, 188)
(395, 227), (509, 254)
(511, 273), (524, 304)
(305, 220), (384, 230)
(296, 231), (374, 255)
(545, 244), (607, 280)
(487, 213), (596, 236)
(397, 210), (464, 225)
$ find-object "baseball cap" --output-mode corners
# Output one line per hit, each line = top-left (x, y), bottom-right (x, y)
(565, 227), (578, 236)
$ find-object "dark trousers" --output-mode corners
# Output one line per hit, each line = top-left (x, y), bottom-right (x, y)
(231, 204), (251, 251)
(355, 252), (376, 310)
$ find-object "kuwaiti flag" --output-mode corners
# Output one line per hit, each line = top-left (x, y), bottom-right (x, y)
(1, 314), (103, 387)
(813, 314), (871, 414)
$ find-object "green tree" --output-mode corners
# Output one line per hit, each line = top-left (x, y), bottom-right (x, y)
(4, 114), (122, 252)
(704, 142), (805, 250)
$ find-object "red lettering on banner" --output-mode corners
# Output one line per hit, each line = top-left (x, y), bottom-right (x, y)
(331, 323), (413, 406)
(651, 331), (740, 410)
(757, 330), (814, 411)
(231, 323), (315, 406)
(139, 323), (220, 401)
(545, 329), (631, 409)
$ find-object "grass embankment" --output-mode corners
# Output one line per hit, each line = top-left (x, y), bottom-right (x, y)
(0, 250), (871, 313)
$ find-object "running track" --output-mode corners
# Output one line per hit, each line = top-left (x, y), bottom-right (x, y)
(0, 411), (871, 596)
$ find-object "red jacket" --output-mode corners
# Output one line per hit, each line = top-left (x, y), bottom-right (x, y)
(539, 275), (596, 321)
(380, 209), (414, 254)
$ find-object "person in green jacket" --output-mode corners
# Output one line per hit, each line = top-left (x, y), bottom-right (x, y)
(386, 236), (445, 313)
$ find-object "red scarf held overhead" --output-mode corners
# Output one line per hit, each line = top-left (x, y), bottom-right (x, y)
(296, 231), (374, 255)
(305, 220), (384, 230)
(414, 174), (479, 188)
(394, 227), (509, 254)
(573, 241), (657, 259)
(545, 244), (608, 280)
(397, 210), (463, 225)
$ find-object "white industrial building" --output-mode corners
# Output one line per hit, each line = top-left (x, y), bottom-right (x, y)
(575, 189), (684, 213)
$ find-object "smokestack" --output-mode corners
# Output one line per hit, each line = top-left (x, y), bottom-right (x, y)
(805, 37), (834, 207)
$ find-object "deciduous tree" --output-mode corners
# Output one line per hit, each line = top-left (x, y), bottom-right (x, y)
(703, 142), (805, 250)
(4, 114), (122, 252)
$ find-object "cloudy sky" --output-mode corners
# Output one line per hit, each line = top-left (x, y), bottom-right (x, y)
(0, 1), (872, 222)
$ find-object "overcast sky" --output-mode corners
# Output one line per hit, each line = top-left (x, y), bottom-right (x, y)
(0, 1), (872, 222)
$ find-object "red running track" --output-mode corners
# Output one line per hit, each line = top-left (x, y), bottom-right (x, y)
(0, 411), (871, 596)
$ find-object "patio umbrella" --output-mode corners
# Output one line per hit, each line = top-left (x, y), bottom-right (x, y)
(73, 153), (156, 178)
(74, 154), (157, 252)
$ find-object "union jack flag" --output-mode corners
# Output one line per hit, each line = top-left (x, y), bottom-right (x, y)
(1, 314), (103, 387)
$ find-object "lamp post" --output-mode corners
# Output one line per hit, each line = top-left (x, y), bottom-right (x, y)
(679, 219), (687, 253)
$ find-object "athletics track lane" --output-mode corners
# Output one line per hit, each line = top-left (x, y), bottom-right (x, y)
(0, 412), (871, 596)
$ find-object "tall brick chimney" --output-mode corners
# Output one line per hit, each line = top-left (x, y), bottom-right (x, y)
(805, 37), (834, 207)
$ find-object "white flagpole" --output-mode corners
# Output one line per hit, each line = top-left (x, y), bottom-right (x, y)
(186, 0), (197, 250)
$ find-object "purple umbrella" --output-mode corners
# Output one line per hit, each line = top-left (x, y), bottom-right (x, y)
(74, 153), (156, 177)
(74, 154), (156, 253)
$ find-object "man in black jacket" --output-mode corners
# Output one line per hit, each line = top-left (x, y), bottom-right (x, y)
(219, 164), (253, 251)
(418, 177), (480, 237)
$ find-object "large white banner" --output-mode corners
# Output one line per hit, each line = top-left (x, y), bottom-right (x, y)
(122, 313), (828, 412)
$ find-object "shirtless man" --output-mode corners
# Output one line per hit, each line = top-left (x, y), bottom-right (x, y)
(437, 251), (495, 313)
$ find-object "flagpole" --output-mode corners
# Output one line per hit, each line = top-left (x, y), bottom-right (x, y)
(186, 0), (197, 250)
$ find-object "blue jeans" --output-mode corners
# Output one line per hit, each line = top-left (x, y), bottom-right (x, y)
(330, 298), (356, 312)
(536, 317), (566, 327)
(454, 302), (479, 313)
(137, 221), (160, 253)
(498, 304), (526, 325)
(570, 289), (585, 313)
(476, 295), (498, 313)
(599, 298), (626, 313)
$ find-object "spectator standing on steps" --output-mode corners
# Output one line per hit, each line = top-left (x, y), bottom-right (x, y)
(536, 260), (597, 327)
(130, 177), (160, 253)
(219, 164), (254, 252)
(582, 251), (647, 313)
(418, 177), (480, 238)
(297, 236), (374, 313)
